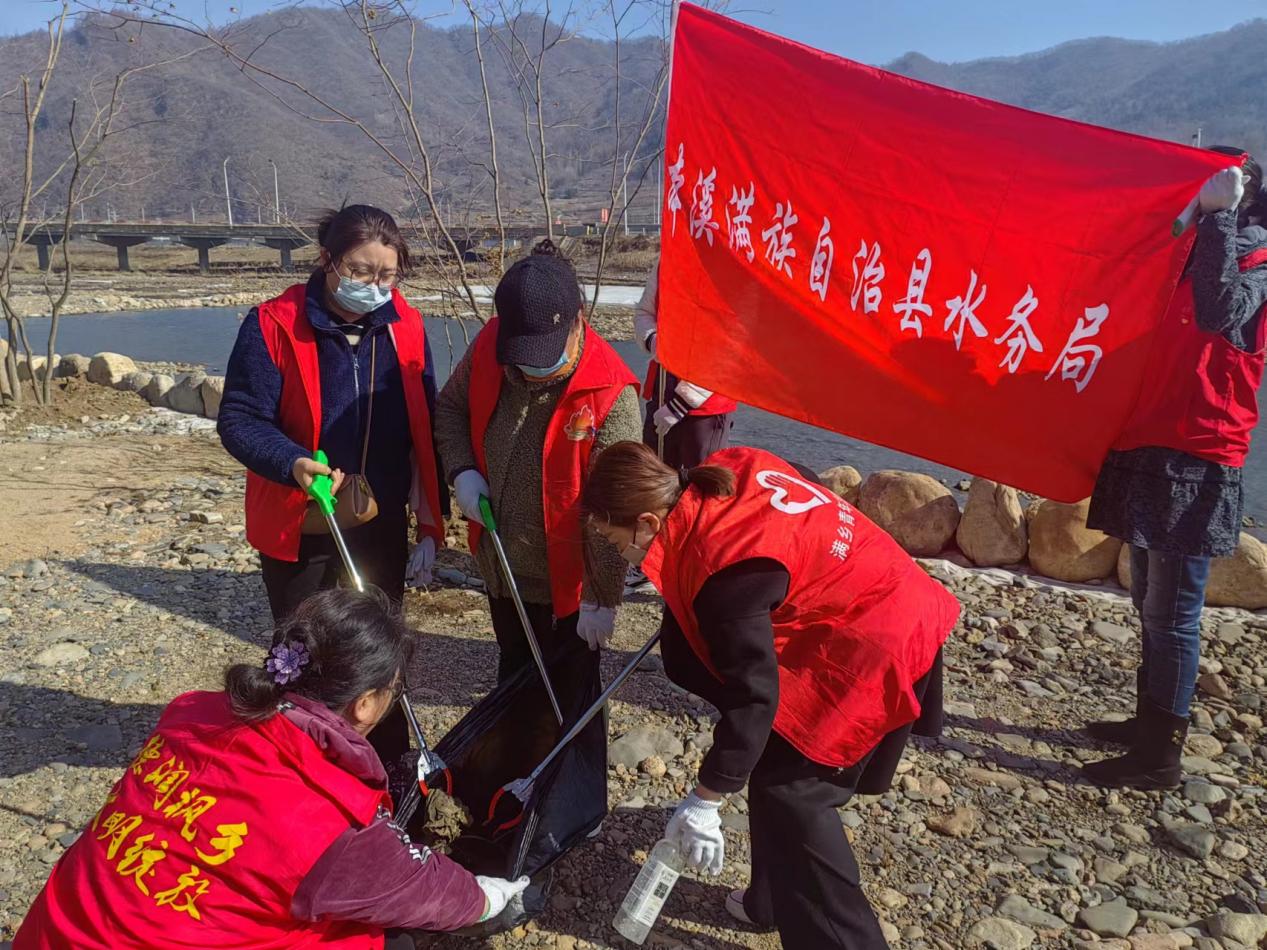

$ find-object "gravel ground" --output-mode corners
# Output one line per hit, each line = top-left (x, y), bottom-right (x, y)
(0, 404), (1265, 949)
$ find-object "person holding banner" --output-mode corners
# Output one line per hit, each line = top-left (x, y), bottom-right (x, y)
(433, 240), (641, 691)
(582, 441), (958, 949)
(634, 257), (738, 467)
(627, 258), (738, 592)
(1083, 150), (1267, 790)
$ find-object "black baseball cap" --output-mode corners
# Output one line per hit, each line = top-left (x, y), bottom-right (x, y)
(494, 253), (583, 366)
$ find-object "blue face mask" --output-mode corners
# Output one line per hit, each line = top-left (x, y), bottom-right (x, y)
(518, 347), (571, 378)
(332, 274), (392, 315)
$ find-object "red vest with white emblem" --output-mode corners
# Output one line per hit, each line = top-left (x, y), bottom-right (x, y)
(243, 284), (444, 561)
(1112, 248), (1267, 466)
(641, 447), (959, 768)
(466, 318), (637, 616)
(16, 691), (390, 950)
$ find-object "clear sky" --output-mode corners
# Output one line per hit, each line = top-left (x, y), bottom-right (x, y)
(1, 0), (1265, 64)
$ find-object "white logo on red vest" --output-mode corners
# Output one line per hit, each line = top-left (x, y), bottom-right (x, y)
(755, 470), (833, 515)
(564, 405), (596, 441)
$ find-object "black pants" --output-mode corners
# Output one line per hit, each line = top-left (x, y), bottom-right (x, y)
(745, 733), (888, 950)
(258, 507), (410, 766)
(488, 597), (599, 716)
(642, 404), (732, 469)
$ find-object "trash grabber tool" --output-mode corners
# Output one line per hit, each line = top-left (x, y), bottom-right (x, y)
(656, 362), (668, 460)
(478, 495), (564, 726)
(307, 450), (363, 592)
(485, 629), (663, 833)
(305, 451), (452, 816)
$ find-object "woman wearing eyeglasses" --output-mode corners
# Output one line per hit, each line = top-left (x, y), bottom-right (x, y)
(217, 205), (447, 768)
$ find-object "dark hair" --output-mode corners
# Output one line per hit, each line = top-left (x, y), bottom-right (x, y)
(1207, 146), (1263, 219)
(315, 204), (412, 277)
(225, 587), (414, 722)
(582, 440), (735, 528)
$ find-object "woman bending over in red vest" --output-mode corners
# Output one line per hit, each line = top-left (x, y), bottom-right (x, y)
(16, 588), (526, 950)
(1082, 150), (1267, 790)
(582, 442), (959, 950)
(218, 204), (448, 772)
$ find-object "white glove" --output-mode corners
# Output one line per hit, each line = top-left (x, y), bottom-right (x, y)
(405, 537), (436, 588)
(644, 330), (658, 359)
(1199, 166), (1245, 214)
(576, 602), (616, 650)
(652, 400), (687, 438)
(475, 875), (530, 922)
(454, 470), (490, 522)
(666, 792), (724, 876)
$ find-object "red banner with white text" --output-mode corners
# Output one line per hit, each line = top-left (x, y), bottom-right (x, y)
(657, 3), (1234, 502)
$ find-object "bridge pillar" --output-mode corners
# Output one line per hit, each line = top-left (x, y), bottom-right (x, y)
(23, 234), (59, 272)
(96, 236), (150, 272)
(179, 237), (229, 275)
(263, 237), (309, 273)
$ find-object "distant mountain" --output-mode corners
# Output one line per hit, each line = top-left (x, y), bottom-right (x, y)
(0, 9), (1263, 228)
(885, 21), (1267, 158)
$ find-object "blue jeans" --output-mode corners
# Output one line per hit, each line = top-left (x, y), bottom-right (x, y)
(1130, 545), (1211, 717)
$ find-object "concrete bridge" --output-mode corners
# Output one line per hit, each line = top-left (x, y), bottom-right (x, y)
(5, 220), (659, 274)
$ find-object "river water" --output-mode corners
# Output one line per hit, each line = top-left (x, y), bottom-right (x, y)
(21, 305), (1267, 528)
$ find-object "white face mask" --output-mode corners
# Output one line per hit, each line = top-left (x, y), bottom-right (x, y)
(619, 521), (653, 566)
(518, 346), (571, 378)
(332, 274), (392, 315)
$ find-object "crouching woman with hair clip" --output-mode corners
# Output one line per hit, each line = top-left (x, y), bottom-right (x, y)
(16, 588), (526, 950)
(583, 443), (958, 950)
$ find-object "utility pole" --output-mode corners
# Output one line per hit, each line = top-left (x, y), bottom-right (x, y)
(190, 204), (196, 224)
(268, 159), (281, 224)
(223, 157), (234, 227)
(622, 152), (630, 236)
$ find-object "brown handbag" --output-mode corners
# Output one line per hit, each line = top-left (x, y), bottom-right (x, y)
(301, 335), (380, 534)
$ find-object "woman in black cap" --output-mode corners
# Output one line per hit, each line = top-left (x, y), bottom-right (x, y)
(434, 241), (642, 700)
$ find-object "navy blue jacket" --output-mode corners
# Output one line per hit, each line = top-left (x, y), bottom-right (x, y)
(218, 272), (445, 516)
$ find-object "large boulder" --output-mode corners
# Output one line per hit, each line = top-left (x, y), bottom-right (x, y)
(858, 470), (961, 556)
(1026, 498), (1121, 582)
(55, 354), (91, 378)
(1119, 532), (1267, 609)
(199, 375), (225, 420)
(88, 352), (137, 387)
(819, 465), (862, 505)
(17, 355), (54, 382)
(142, 373), (175, 407)
(166, 372), (206, 415)
(1208, 533), (1267, 609)
(956, 478), (1028, 567)
(119, 371), (153, 394)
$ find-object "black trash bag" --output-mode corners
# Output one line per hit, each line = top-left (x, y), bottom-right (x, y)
(402, 636), (607, 935)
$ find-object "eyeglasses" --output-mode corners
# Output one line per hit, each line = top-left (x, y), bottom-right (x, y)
(338, 261), (398, 288)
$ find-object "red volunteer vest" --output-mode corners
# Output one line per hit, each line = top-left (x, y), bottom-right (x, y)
(642, 448), (960, 769)
(244, 284), (444, 561)
(467, 318), (637, 616)
(640, 360), (737, 416)
(16, 691), (390, 950)
(1113, 248), (1267, 466)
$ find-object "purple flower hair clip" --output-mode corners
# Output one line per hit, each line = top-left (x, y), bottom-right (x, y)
(265, 641), (310, 686)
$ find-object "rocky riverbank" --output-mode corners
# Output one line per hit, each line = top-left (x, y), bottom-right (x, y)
(0, 396), (1265, 949)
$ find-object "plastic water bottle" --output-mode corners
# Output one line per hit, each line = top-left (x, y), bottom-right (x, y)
(612, 839), (684, 945)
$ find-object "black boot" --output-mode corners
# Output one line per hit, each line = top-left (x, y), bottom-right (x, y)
(1081, 699), (1187, 790)
(1085, 668), (1146, 745)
